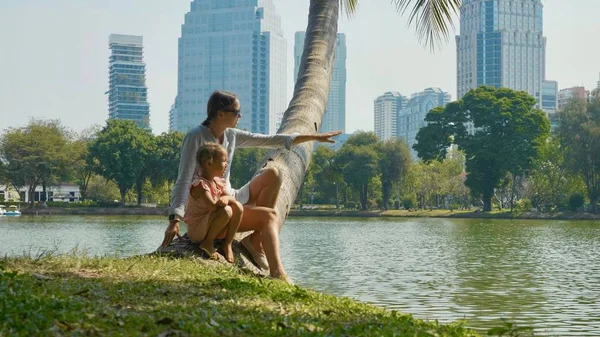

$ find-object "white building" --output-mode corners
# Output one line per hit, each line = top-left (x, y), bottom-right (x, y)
(172, 0), (287, 134)
(398, 88), (451, 158)
(0, 184), (81, 203)
(374, 92), (407, 141)
(456, 0), (555, 107)
(294, 32), (347, 133)
(557, 86), (589, 111)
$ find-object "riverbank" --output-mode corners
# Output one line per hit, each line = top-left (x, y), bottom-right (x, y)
(19, 206), (600, 220)
(0, 255), (480, 336)
(290, 209), (600, 220)
(20, 206), (167, 216)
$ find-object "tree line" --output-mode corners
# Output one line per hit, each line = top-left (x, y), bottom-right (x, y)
(1, 86), (598, 212)
(0, 119), (183, 206)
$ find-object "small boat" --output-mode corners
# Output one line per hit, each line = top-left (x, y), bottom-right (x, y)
(4, 205), (21, 216)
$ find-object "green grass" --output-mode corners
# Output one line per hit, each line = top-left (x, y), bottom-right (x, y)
(0, 254), (482, 337)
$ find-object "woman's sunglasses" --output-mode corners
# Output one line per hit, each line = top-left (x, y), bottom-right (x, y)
(223, 108), (241, 116)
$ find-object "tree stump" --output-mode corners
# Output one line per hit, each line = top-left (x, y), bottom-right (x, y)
(152, 233), (267, 277)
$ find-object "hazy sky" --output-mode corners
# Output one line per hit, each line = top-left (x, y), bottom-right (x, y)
(1, 0), (599, 135)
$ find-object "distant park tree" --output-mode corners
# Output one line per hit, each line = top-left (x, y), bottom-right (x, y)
(524, 137), (585, 210)
(0, 119), (72, 206)
(229, 148), (268, 190)
(557, 89), (600, 212)
(89, 120), (154, 205)
(70, 139), (95, 201)
(311, 145), (343, 205)
(379, 139), (412, 210)
(70, 126), (102, 201)
(336, 132), (380, 210)
(149, 132), (185, 200)
(414, 86), (550, 211)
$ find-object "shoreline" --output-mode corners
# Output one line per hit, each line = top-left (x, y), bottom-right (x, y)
(1, 255), (481, 336)
(16, 206), (600, 220)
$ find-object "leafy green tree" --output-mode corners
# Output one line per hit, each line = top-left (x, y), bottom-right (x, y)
(0, 159), (8, 187)
(311, 145), (344, 206)
(336, 132), (380, 210)
(87, 175), (120, 203)
(229, 148), (268, 189)
(149, 132), (184, 198)
(379, 139), (411, 210)
(568, 192), (585, 211)
(523, 137), (584, 210)
(69, 139), (95, 201)
(134, 132), (185, 206)
(89, 120), (154, 205)
(556, 90), (600, 212)
(0, 119), (72, 206)
(135, 135), (156, 206)
(414, 86), (550, 211)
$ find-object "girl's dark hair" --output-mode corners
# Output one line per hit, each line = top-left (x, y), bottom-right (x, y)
(202, 90), (238, 126)
(196, 142), (226, 166)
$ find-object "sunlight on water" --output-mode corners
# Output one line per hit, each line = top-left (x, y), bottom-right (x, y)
(1, 215), (599, 336)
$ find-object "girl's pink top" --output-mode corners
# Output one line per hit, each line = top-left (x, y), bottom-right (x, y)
(183, 176), (226, 242)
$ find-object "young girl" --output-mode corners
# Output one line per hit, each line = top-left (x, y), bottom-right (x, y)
(183, 142), (242, 263)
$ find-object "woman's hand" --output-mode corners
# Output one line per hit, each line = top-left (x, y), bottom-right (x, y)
(293, 131), (343, 145)
(161, 220), (182, 248)
(315, 130), (343, 143)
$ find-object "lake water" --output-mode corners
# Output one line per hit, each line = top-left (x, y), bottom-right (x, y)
(1, 215), (599, 336)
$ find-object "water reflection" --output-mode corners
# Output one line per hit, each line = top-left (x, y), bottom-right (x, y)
(448, 221), (550, 331)
(1, 215), (599, 335)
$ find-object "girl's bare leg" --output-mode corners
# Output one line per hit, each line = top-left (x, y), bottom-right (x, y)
(199, 206), (232, 255)
(222, 201), (243, 263)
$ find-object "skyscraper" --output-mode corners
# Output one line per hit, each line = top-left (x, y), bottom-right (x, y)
(171, 0), (286, 134)
(168, 102), (178, 132)
(374, 91), (407, 141)
(456, 0), (551, 106)
(398, 88), (451, 158)
(294, 32), (347, 133)
(107, 34), (150, 130)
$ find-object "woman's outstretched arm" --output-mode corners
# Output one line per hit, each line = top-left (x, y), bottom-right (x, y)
(292, 131), (342, 146)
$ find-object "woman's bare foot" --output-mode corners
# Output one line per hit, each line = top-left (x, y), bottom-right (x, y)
(222, 243), (234, 263)
(270, 273), (294, 285)
(199, 242), (217, 259)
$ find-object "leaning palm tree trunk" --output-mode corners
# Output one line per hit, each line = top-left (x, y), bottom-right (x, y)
(254, 0), (460, 228)
(259, 0), (339, 229)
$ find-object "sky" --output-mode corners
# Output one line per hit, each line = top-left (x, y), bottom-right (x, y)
(1, 0), (599, 135)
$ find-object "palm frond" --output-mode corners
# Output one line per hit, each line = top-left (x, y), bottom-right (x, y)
(340, 0), (360, 18)
(393, 0), (461, 51)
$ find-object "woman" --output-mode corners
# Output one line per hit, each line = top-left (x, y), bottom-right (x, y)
(161, 90), (340, 283)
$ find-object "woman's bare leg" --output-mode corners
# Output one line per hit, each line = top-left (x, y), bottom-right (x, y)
(199, 206), (232, 255)
(246, 167), (283, 251)
(236, 205), (286, 279)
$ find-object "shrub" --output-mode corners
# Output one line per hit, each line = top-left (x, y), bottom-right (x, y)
(515, 198), (533, 212)
(568, 192), (585, 211)
(344, 201), (357, 210)
(401, 197), (415, 210)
